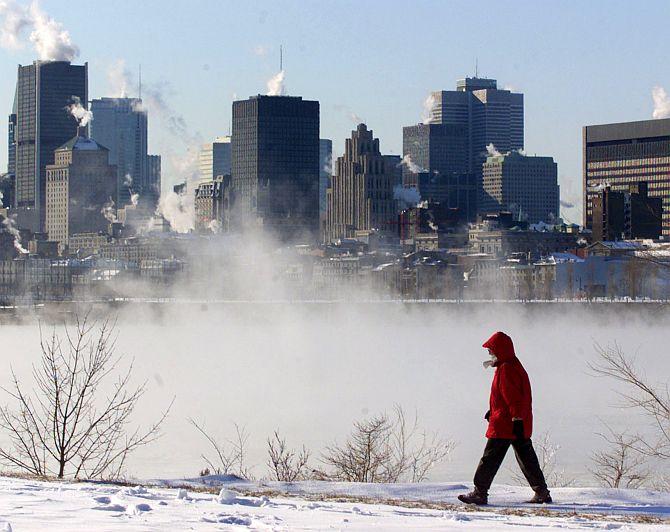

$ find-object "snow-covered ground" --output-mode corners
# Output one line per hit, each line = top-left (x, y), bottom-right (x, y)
(0, 475), (667, 531)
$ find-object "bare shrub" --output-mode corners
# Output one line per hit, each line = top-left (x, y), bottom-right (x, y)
(266, 431), (311, 482)
(510, 431), (575, 487)
(589, 426), (649, 488)
(190, 419), (253, 479)
(589, 343), (670, 459)
(0, 316), (170, 479)
(320, 405), (454, 483)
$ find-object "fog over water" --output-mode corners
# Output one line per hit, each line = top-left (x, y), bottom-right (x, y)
(1, 302), (668, 485)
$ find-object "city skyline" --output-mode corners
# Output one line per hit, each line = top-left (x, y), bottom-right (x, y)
(0, 0), (669, 227)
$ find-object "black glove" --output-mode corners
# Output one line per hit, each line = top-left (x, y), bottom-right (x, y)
(484, 410), (490, 421)
(512, 419), (525, 440)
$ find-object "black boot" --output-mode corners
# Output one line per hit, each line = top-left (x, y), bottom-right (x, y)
(527, 489), (552, 504)
(458, 488), (488, 505)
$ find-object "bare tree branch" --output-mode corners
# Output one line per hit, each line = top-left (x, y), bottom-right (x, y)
(0, 314), (171, 479)
(320, 405), (454, 483)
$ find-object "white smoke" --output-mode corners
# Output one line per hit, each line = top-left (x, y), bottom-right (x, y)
(350, 112), (363, 124)
(0, 0), (30, 49)
(107, 58), (131, 98)
(100, 199), (117, 223)
(399, 154), (426, 174)
(1, 215), (28, 254)
(0, 1), (79, 61)
(560, 199), (575, 209)
(323, 153), (334, 175)
(486, 143), (502, 157)
(652, 86), (670, 119)
(393, 185), (421, 207)
(421, 92), (437, 125)
(158, 188), (194, 234)
(137, 82), (190, 138)
(266, 70), (286, 96)
(67, 95), (92, 127)
(123, 174), (133, 188)
(130, 193), (139, 207)
(207, 219), (221, 234)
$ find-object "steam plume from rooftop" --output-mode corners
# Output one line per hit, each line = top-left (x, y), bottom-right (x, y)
(0, 1), (79, 61)
(652, 86), (670, 119)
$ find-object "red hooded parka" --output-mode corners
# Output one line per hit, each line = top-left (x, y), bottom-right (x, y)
(483, 332), (533, 440)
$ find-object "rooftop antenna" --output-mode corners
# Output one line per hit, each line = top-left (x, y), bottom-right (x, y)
(280, 44), (283, 71)
(475, 58), (478, 78)
(138, 64), (142, 100)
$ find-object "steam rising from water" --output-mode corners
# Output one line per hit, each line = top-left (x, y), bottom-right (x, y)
(2, 302), (666, 483)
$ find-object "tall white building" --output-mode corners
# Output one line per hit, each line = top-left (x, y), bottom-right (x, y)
(199, 136), (231, 182)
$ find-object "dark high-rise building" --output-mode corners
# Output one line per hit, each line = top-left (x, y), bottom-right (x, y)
(231, 95), (319, 240)
(325, 124), (399, 243)
(14, 60), (88, 232)
(8, 113), (16, 179)
(481, 152), (559, 223)
(402, 122), (475, 220)
(319, 138), (332, 225)
(45, 135), (117, 246)
(428, 78), (524, 173)
(146, 154), (161, 208)
(591, 182), (662, 241)
(90, 97), (148, 209)
(583, 118), (670, 235)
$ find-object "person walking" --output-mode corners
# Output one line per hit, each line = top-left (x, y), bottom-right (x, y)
(458, 331), (552, 505)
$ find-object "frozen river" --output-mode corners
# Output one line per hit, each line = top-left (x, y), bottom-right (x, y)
(0, 301), (667, 485)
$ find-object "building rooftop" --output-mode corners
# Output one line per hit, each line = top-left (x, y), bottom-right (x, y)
(584, 117), (670, 143)
(57, 136), (109, 152)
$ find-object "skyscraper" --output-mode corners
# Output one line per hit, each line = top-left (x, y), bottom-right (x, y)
(45, 135), (117, 246)
(146, 154), (161, 207)
(231, 95), (319, 240)
(319, 138), (332, 225)
(7, 113), (16, 179)
(583, 118), (670, 235)
(198, 136), (231, 182)
(481, 152), (559, 223)
(90, 97), (148, 209)
(14, 60), (88, 232)
(428, 77), (524, 175)
(325, 124), (399, 243)
(402, 122), (475, 220)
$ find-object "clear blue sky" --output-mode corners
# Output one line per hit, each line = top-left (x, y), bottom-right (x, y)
(1, 0), (669, 223)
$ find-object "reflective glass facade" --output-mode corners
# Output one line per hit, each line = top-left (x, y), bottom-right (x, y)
(583, 119), (670, 235)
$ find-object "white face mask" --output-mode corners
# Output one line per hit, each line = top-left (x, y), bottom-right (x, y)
(483, 352), (498, 369)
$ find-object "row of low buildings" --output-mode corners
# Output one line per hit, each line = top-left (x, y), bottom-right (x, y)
(3, 201), (669, 302)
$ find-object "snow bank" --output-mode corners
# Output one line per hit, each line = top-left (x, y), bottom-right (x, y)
(0, 475), (667, 531)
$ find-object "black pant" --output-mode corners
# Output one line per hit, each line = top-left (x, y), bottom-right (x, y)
(473, 438), (548, 493)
